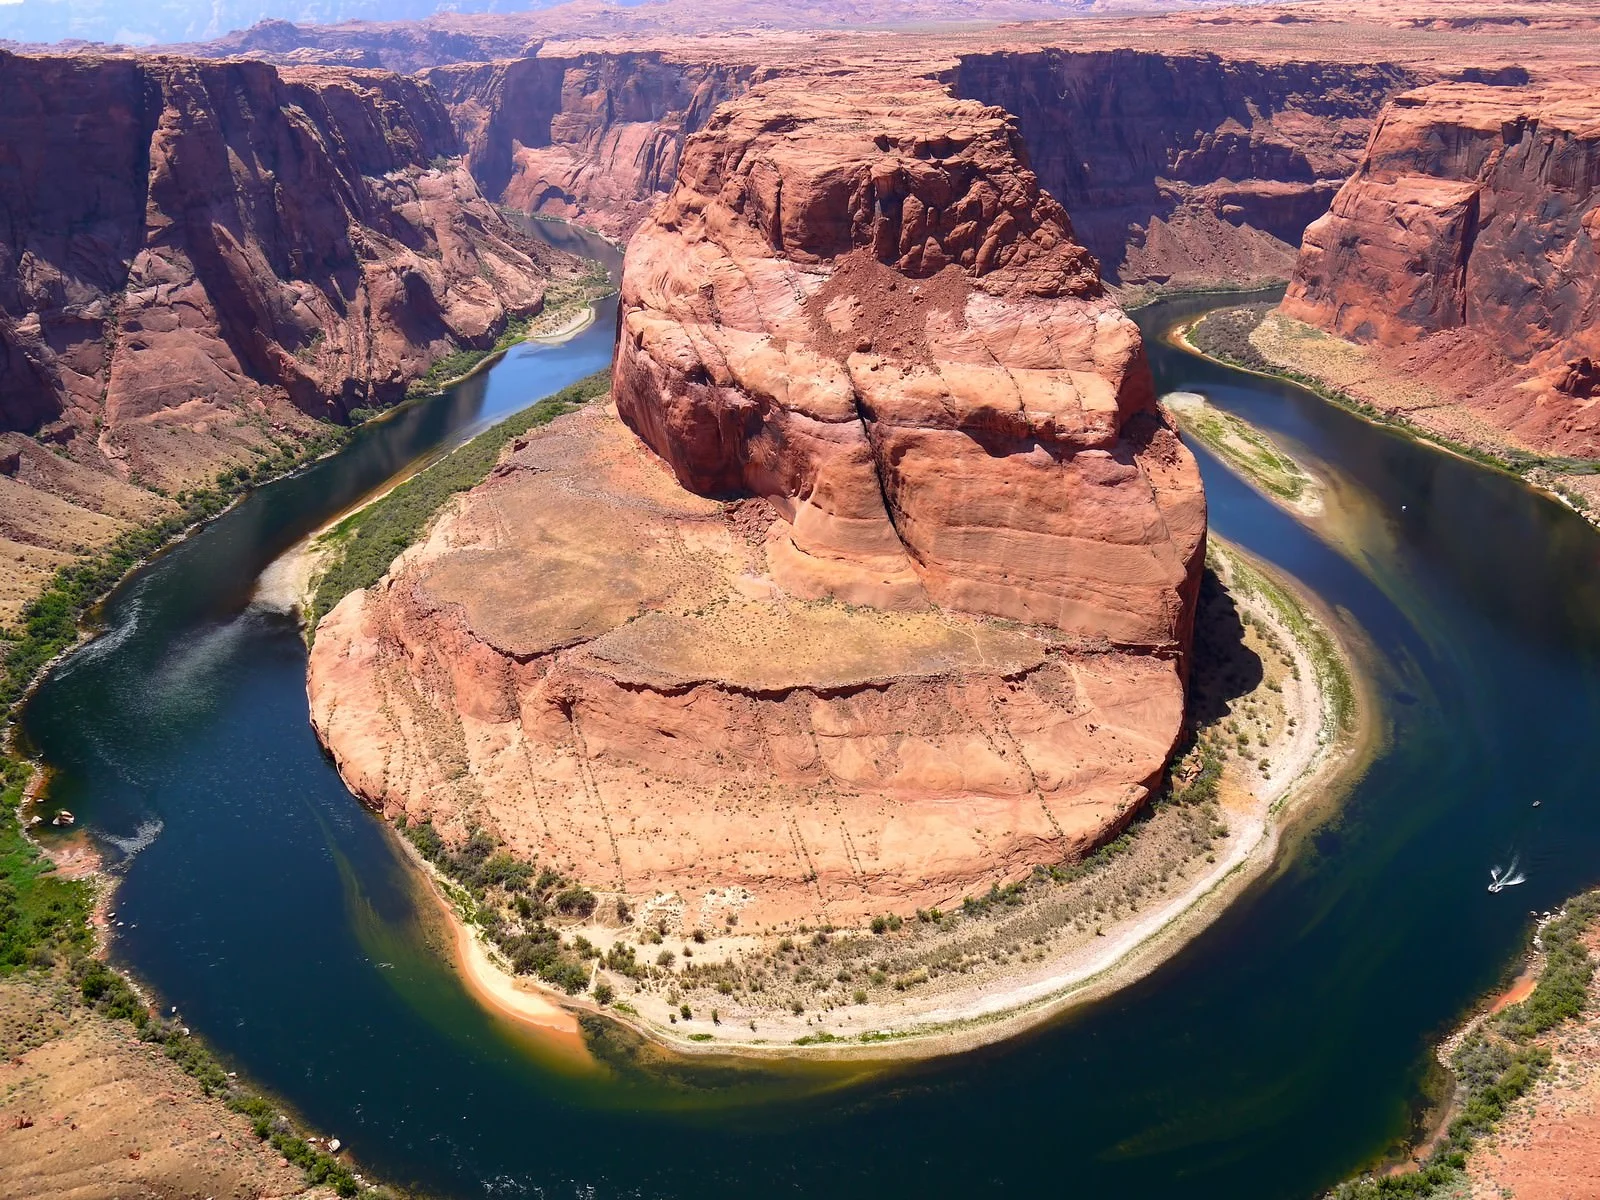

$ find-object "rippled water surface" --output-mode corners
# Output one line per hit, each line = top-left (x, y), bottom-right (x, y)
(20, 281), (1600, 1199)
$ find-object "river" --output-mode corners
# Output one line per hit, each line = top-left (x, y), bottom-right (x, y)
(18, 271), (1600, 1199)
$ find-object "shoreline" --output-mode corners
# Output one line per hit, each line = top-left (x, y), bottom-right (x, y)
(1163, 388), (1325, 520)
(420, 535), (1376, 1063)
(2, 284), (612, 726)
(1170, 312), (1600, 532)
(395, 834), (592, 1063)
(255, 300), (612, 619)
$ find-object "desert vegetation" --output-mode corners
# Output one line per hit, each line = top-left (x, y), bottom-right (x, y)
(0, 425), (351, 716)
(1332, 891), (1600, 1199)
(452, 540), (1348, 1046)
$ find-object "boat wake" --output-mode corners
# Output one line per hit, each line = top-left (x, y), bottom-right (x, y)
(104, 818), (164, 864)
(1488, 856), (1527, 893)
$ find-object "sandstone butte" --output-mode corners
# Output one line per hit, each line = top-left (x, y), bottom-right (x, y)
(308, 76), (1207, 930)
(1283, 81), (1600, 458)
(0, 49), (579, 624)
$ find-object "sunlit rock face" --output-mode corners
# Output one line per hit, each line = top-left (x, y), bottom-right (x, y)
(1283, 83), (1600, 456)
(310, 76), (1206, 930)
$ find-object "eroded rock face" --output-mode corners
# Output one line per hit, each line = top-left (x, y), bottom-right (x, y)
(0, 50), (569, 489)
(1283, 83), (1600, 455)
(427, 54), (761, 239)
(614, 80), (1205, 648)
(310, 79), (1205, 929)
(949, 50), (1421, 289)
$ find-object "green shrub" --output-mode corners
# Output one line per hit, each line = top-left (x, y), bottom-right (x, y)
(1332, 890), (1600, 1199)
(0, 761), (94, 970)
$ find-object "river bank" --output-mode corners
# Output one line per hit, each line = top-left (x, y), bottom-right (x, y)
(409, 530), (1374, 1062)
(1333, 891), (1600, 1200)
(1164, 389), (1324, 519)
(0, 758), (376, 1199)
(1176, 304), (1600, 530)
(0, 241), (619, 1200)
(0, 973), (325, 1200)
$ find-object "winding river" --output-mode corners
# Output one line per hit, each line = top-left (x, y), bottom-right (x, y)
(19, 263), (1600, 1198)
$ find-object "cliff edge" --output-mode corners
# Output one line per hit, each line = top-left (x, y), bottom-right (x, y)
(308, 77), (1205, 930)
(1282, 82), (1600, 458)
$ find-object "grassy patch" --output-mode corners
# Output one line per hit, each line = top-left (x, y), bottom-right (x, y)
(1220, 547), (1355, 745)
(308, 368), (611, 628)
(0, 759), (93, 971)
(1167, 394), (1312, 504)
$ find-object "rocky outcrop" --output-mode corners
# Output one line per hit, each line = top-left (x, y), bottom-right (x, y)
(0, 50), (572, 489)
(614, 78), (1205, 645)
(1282, 83), (1600, 456)
(310, 77), (1205, 929)
(949, 49), (1422, 289)
(426, 53), (759, 239)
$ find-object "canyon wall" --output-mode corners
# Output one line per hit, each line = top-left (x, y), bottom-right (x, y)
(420, 45), (1420, 283)
(1282, 82), (1600, 455)
(426, 52), (760, 238)
(0, 49), (573, 623)
(949, 49), (1421, 289)
(310, 76), (1205, 928)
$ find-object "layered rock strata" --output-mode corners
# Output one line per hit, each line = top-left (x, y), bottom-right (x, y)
(426, 53), (760, 239)
(1282, 83), (1600, 457)
(0, 52), (570, 465)
(948, 49), (1421, 288)
(0, 50), (576, 621)
(310, 79), (1206, 929)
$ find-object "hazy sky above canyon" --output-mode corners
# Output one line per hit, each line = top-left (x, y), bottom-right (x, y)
(0, 0), (554, 45)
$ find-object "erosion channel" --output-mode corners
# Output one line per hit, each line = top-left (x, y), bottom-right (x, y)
(17, 279), (1600, 1200)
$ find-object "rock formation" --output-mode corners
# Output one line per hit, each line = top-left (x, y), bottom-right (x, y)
(1282, 82), (1600, 456)
(949, 50), (1421, 289)
(0, 51), (570, 464)
(309, 78), (1206, 929)
(426, 53), (760, 239)
(613, 80), (1204, 645)
(0, 49), (578, 620)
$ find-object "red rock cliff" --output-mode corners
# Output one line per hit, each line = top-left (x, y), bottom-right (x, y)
(426, 52), (759, 239)
(949, 49), (1421, 289)
(613, 77), (1206, 649)
(309, 76), (1205, 931)
(0, 50), (570, 486)
(1282, 82), (1600, 455)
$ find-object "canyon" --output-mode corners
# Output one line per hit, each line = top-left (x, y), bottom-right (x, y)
(1283, 80), (1600, 460)
(4, 3), (1600, 1198)
(11, 1), (1599, 630)
(0, 50), (582, 625)
(4, 0), (1594, 946)
(308, 74), (1206, 929)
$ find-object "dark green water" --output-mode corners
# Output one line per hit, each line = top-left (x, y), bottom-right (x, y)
(19, 283), (1600, 1199)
